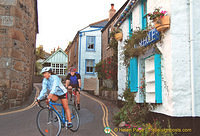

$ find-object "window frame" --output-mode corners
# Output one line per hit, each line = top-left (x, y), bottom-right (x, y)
(86, 36), (96, 51)
(85, 59), (95, 74)
(141, 0), (147, 30)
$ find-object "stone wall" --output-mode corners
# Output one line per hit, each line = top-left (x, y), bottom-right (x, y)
(0, 0), (38, 110)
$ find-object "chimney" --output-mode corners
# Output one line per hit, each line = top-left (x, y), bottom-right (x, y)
(109, 4), (116, 20)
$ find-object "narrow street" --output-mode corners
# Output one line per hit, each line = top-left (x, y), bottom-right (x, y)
(0, 84), (123, 136)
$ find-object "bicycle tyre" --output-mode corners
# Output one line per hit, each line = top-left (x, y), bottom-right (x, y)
(36, 107), (61, 136)
(68, 104), (80, 132)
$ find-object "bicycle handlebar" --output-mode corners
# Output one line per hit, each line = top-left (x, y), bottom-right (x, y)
(36, 98), (48, 109)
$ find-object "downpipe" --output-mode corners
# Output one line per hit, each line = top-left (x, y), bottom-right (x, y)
(189, 0), (195, 117)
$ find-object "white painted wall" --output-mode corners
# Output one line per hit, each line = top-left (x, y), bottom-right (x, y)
(118, 0), (200, 117)
(118, 19), (129, 100)
(78, 27), (102, 89)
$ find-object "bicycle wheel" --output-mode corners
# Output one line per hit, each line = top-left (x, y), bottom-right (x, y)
(36, 107), (61, 136)
(68, 104), (80, 132)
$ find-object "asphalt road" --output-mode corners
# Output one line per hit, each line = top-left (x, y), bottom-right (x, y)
(0, 84), (122, 136)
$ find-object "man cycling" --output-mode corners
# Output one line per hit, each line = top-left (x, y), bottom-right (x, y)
(36, 67), (73, 128)
(66, 67), (81, 110)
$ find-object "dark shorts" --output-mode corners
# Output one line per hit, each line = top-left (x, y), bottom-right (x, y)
(57, 94), (66, 99)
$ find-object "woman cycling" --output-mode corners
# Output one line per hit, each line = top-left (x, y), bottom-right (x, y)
(36, 67), (73, 128)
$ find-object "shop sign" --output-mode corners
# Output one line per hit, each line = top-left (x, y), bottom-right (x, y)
(139, 28), (160, 47)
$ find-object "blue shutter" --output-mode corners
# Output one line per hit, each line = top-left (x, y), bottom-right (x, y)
(129, 57), (138, 92)
(128, 66), (130, 89)
(154, 54), (162, 103)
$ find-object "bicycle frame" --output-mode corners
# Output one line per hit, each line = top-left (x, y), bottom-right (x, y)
(48, 101), (67, 125)
(48, 101), (76, 126)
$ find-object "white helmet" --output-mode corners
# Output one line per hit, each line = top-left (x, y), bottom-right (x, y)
(40, 67), (52, 74)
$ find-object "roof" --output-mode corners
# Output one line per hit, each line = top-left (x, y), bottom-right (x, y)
(114, 0), (139, 27)
(89, 19), (109, 28)
(42, 48), (68, 64)
(101, 0), (130, 32)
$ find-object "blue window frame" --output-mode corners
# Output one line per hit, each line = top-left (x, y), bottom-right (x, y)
(129, 13), (133, 37)
(141, 0), (147, 30)
(86, 36), (95, 51)
(85, 59), (95, 74)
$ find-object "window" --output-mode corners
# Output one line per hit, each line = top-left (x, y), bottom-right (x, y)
(141, 0), (147, 30)
(69, 51), (71, 63)
(86, 36), (95, 51)
(129, 13), (133, 37)
(74, 41), (77, 56)
(144, 54), (162, 103)
(51, 63), (66, 75)
(108, 27), (111, 44)
(85, 59), (95, 74)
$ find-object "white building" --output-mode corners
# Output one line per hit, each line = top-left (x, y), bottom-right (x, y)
(116, 0), (200, 117)
(78, 19), (108, 89)
(42, 48), (68, 76)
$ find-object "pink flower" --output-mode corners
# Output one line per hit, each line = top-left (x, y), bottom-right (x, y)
(138, 128), (142, 130)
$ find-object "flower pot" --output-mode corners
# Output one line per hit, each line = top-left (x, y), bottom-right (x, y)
(114, 32), (123, 41)
(153, 16), (170, 32)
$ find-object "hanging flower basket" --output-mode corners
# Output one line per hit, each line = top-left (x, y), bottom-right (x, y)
(153, 16), (170, 32)
(114, 32), (123, 41)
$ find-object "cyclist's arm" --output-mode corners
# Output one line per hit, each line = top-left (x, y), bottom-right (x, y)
(37, 79), (48, 100)
(65, 74), (70, 88)
(77, 74), (81, 89)
(78, 79), (81, 89)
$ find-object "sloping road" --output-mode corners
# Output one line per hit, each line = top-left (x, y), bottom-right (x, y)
(0, 84), (122, 136)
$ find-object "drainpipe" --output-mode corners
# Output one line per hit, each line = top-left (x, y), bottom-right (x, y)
(189, 0), (195, 117)
(79, 32), (82, 74)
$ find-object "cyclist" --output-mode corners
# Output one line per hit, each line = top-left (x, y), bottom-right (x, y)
(36, 67), (73, 128)
(66, 67), (81, 110)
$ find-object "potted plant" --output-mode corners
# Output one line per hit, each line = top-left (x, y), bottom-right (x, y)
(148, 8), (170, 32)
(112, 27), (123, 41)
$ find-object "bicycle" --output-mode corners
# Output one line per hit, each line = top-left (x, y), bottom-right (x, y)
(36, 98), (80, 136)
(67, 88), (80, 110)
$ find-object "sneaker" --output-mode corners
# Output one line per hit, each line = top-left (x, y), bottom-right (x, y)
(67, 122), (73, 128)
(77, 104), (80, 110)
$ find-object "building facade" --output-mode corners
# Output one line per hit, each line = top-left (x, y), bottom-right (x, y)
(116, 0), (200, 119)
(65, 32), (79, 71)
(0, 0), (38, 110)
(79, 19), (108, 89)
(43, 48), (68, 77)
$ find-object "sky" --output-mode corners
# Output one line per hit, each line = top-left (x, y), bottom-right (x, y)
(36, 0), (126, 53)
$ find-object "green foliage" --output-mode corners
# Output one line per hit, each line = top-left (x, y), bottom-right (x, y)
(123, 28), (149, 66)
(36, 45), (45, 60)
(35, 61), (43, 75)
(113, 89), (152, 125)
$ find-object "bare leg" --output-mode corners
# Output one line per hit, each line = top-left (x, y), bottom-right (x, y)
(48, 94), (58, 110)
(76, 91), (80, 104)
